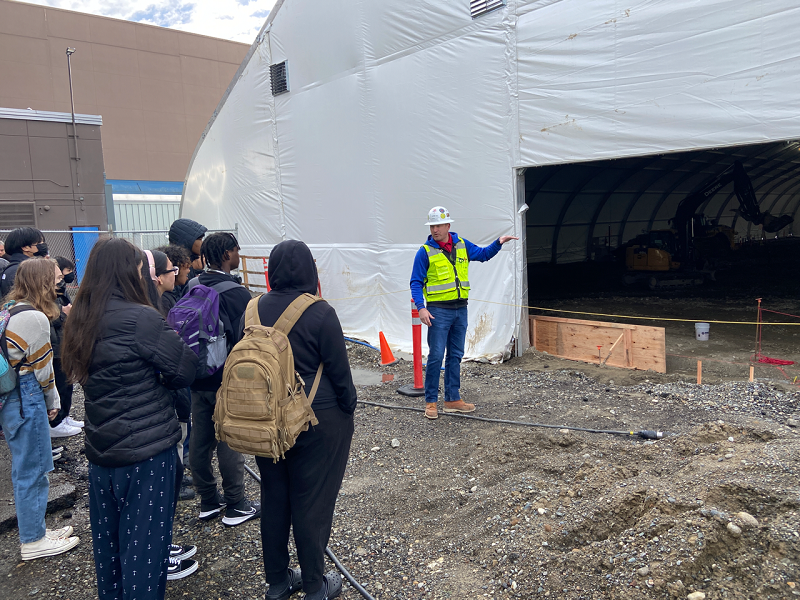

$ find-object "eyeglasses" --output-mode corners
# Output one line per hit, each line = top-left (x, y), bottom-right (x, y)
(157, 267), (179, 276)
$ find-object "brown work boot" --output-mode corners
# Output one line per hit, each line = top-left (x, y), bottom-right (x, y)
(443, 399), (475, 413)
(425, 403), (438, 419)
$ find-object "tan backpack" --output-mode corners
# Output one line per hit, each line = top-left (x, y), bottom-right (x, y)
(214, 293), (322, 460)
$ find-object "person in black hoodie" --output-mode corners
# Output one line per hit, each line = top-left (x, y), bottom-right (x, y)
(168, 218), (207, 291)
(189, 233), (261, 526)
(60, 238), (198, 600)
(236, 240), (356, 600)
(0, 227), (47, 296)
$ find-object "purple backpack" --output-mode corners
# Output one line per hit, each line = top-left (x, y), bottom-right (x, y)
(167, 279), (240, 378)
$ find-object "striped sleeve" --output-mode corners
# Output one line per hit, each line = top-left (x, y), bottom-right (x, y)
(5, 310), (61, 411)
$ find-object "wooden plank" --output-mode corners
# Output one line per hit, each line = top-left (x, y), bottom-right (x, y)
(622, 329), (630, 367)
(531, 315), (666, 373)
(600, 332), (625, 366)
(241, 256), (250, 288)
(531, 315), (638, 330)
(534, 319), (558, 355)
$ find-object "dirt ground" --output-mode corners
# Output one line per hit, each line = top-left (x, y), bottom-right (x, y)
(2, 300), (800, 600)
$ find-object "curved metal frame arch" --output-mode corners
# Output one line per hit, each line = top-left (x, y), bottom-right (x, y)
(712, 144), (797, 225)
(583, 156), (659, 260)
(617, 165), (686, 245)
(700, 144), (780, 218)
(550, 168), (604, 264)
(765, 163), (800, 215)
(758, 176), (800, 237)
(523, 165), (564, 262)
(645, 152), (731, 232)
(729, 162), (800, 236)
(789, 189), (800, 230)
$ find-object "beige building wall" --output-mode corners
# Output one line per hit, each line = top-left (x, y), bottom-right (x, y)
(0, 0), (250, 182)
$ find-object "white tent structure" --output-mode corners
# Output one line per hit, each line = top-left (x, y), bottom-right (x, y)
(182, 0), (800, 360)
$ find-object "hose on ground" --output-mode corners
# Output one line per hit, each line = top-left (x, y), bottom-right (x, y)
(344, 336), (379, 350)
(241, 464), (377, 600)
(357, 399), (664, 439)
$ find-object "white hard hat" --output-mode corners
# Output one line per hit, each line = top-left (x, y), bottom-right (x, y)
(425, 206), (454, 226)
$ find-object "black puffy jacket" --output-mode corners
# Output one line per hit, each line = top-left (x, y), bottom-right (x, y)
(82, 292), (198, 467)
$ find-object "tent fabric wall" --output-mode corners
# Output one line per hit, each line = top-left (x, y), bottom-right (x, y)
(182, 0), (800, 359)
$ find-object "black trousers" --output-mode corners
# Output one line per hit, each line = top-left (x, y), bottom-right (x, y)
(189, 390), (245, 505)
(50, 358), (74, 428)
(256, 406), (354, 594)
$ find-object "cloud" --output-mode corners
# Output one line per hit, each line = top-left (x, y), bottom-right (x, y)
(26, 0), (277, 43)
(130, 1), (195, 28)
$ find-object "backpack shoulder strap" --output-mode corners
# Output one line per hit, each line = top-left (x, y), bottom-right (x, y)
(307, 363), (324, 404)
(9, 304), (37, 317)
(2, 304), (36, 361)
(210, 280), (241, 295)
(243, 295), (263, 328)
(273, 293), (320, 336)
(186, 277), (200, 292)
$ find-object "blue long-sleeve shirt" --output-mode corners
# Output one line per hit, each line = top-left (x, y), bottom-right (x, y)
(410, 232), (502, 311)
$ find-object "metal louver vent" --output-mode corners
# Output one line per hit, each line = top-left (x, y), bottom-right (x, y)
(0, 202), (36, 229)
(470, 0), (505, 19)
(270, 61), (289, 95)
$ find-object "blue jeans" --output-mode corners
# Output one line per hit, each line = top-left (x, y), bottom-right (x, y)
(0, 373), (54, 543)
(424, 305), (468, 404)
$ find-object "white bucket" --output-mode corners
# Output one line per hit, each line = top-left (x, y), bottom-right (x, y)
(695, 322), (710, 341)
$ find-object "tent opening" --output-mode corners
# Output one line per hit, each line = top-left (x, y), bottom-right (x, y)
(522, 140), (800, 302)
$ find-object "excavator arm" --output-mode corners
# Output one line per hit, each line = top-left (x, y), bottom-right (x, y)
(672, 161), (793, 263)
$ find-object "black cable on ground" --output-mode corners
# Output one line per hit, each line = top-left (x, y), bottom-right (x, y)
(241, 464), (377, 600)
(358, 399), (664, 439)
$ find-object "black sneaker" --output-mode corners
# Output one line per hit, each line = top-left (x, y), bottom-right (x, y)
(169, 543), (197, 561)
(166, 556), (198, 580)
(198, 493), (226, 521)
(221, 498), (261, 527)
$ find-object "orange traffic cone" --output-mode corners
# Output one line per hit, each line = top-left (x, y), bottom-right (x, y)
(379, 332), (398, 366)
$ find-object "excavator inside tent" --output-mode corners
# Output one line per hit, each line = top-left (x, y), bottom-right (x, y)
(524, 140), (800, 300)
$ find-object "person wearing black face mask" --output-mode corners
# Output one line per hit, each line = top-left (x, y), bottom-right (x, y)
(0, 227), (46, 297)
(48, 257), (83, 438)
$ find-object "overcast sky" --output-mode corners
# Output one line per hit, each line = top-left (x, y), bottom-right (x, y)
(25, 0), (278, 43)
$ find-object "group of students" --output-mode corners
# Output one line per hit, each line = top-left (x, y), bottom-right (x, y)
(0, 220), (357, 600)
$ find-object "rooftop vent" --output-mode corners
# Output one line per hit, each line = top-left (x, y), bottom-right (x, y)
(0, 202), (36, 229)
(470, 0), (505, 19)
(270, 61), (289, 95)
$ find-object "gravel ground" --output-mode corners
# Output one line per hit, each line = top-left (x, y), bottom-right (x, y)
(2, 341), (800, 600)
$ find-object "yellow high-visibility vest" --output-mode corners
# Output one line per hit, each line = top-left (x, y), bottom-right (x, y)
(422, 239), (470, 302)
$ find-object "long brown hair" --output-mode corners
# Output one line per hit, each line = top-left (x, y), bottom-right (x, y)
(4, 258), (60, 320)
(61, 238), (150, 384)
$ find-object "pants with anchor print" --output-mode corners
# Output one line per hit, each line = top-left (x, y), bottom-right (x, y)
(89, 447), (177, 600)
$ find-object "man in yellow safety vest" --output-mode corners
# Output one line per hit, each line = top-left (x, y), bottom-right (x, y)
(409, 206), (518, 420)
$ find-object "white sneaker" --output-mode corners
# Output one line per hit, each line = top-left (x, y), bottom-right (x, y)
(21, 535), (79, 560)
(49, 422), (81, 438)
(63, 416), (84, 428)
(46, 526), (74, 539)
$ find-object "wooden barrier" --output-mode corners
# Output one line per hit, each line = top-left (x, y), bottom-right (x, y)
(240, 255), (270, 291)
(239, 255), (322, 296)
(530, 315), (666, 373)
